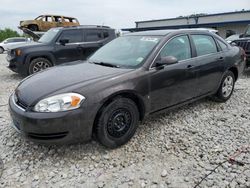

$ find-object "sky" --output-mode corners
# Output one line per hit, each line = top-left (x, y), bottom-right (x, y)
(0, 0), (249, 31)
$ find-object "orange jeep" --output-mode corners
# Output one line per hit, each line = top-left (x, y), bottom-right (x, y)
(19, 15), (80, 31)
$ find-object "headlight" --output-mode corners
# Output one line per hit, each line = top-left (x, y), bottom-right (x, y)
(34, 93), (85, 112)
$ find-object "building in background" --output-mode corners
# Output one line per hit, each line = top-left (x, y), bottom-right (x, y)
(123, 10), (250, 38)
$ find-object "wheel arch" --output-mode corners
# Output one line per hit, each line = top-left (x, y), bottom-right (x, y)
(228, 66), (238, 81)
(28, 24), (39, 30)
(26, 53), (56, 66)
(92, 90), (146, 135)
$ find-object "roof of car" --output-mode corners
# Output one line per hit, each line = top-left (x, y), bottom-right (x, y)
(127, 29), (215, 36)
(59, 25), (113, 30)
(41, 15), (77, 19)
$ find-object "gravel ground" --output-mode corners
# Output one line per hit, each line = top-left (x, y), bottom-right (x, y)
(0, 53), (249, 188)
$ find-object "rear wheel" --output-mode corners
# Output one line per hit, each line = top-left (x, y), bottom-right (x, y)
(29, 57), (52, 75)
(28, 25), (38, 31)
(0, 47), (4, 54)
(95, 98), (139, 148)
(212, 71), (235, 102)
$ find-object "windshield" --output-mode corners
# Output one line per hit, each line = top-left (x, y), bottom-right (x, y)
(38, 28), (60, 43)
(89, 35), (162, 68)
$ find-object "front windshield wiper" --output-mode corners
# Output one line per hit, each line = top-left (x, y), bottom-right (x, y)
(91, 61), (120, 68)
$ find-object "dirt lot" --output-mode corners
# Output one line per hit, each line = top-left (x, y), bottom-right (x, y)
(0, 53), (249, 188)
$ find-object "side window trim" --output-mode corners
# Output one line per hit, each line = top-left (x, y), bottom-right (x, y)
(84, 29), (104, 42)
(56, 29), (83, 44)
(190, 34), (220, 58)
(150, 34), (193, 69)
(215, 38), (229, 52)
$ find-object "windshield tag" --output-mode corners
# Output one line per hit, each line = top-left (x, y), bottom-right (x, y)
(136, 57), (144, 62)
(140, 37), (159, 43)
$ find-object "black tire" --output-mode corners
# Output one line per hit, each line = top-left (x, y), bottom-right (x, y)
(0, 47), (4, 54)
(95, 97), (139, 148)
(212, 71), (235, 102)
(28, 25), (38, 31)
(29, 57), (52, 75)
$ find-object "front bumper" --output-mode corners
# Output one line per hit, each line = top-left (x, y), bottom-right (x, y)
(6, 54), (28, 75)
(9, 94), (95, 144)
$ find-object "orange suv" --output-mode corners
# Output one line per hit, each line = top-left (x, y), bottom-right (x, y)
(19, 15), (80, 31)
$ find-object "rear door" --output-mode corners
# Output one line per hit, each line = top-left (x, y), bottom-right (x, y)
(190, 34), (225, 95)
(54, 29), (84, 64)
(149, 35), (199, 111)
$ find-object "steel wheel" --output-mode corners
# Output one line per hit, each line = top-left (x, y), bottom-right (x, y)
(95, 97), (139, 148)
(107, 108), (132, 138)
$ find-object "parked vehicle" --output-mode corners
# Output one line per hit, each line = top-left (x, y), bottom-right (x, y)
(0, 37), (31, 54)
(9, 29), (245, 148)
(231, 24), (250, 67)
(19, 15), (80, 31)
(7, 25), (116, 75)
(226, 34), (240, 43)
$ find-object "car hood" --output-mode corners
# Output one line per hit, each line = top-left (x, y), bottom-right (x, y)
(15, 61), (133, 106)
(9, 41), (45, 50)
(20, 20), (36, 25)
(21, 28), (41, 40)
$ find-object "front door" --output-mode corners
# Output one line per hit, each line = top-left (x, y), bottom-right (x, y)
(54, 29), (84, 64)
(149, 35), (199, 112)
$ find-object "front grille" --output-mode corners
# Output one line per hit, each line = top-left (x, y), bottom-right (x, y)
(234, 40), (250, 51)
(13, 93), (28, 110)
(234, 40), (250, 61)
(16, 99), (28, 110)
(28, 132), (68, 140)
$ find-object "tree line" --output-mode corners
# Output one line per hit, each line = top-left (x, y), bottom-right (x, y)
(0, 28), (21, 42)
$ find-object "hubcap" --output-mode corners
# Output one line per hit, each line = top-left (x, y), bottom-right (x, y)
(222, 75), (234, 98)
(107, 108), (132, 138)
(33, 61), (50, 73)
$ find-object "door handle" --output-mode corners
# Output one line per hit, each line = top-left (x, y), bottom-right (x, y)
(187, 65), (194, 69)
(217, 57), (224, 61)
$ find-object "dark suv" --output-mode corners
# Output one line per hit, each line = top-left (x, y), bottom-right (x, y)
(232, 24), (250, 67)
(7, 25), (116, 75)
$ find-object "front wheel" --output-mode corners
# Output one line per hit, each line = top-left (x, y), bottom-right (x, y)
(29, 58), (52, 75)
(28, 25), (38, 31)
(212, 71), (235, 102)
(95, 98), (139, 148)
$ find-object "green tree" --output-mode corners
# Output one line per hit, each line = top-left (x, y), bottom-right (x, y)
(0, 28), (21, 42)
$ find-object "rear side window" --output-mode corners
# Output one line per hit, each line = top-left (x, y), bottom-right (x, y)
(85, 30), (103, 42)
(103, 31), (109, 38)
(58, 30), (82, 43)
(159, 35), (191, 61)
(192, 35), (218, 56)
(217, 40), (228, 51)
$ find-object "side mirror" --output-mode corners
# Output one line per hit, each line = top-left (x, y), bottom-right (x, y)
(59, 39), (69, 45)
(156, 56), (178, 67)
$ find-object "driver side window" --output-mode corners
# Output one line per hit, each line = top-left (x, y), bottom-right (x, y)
(159, 35), (191, 61)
